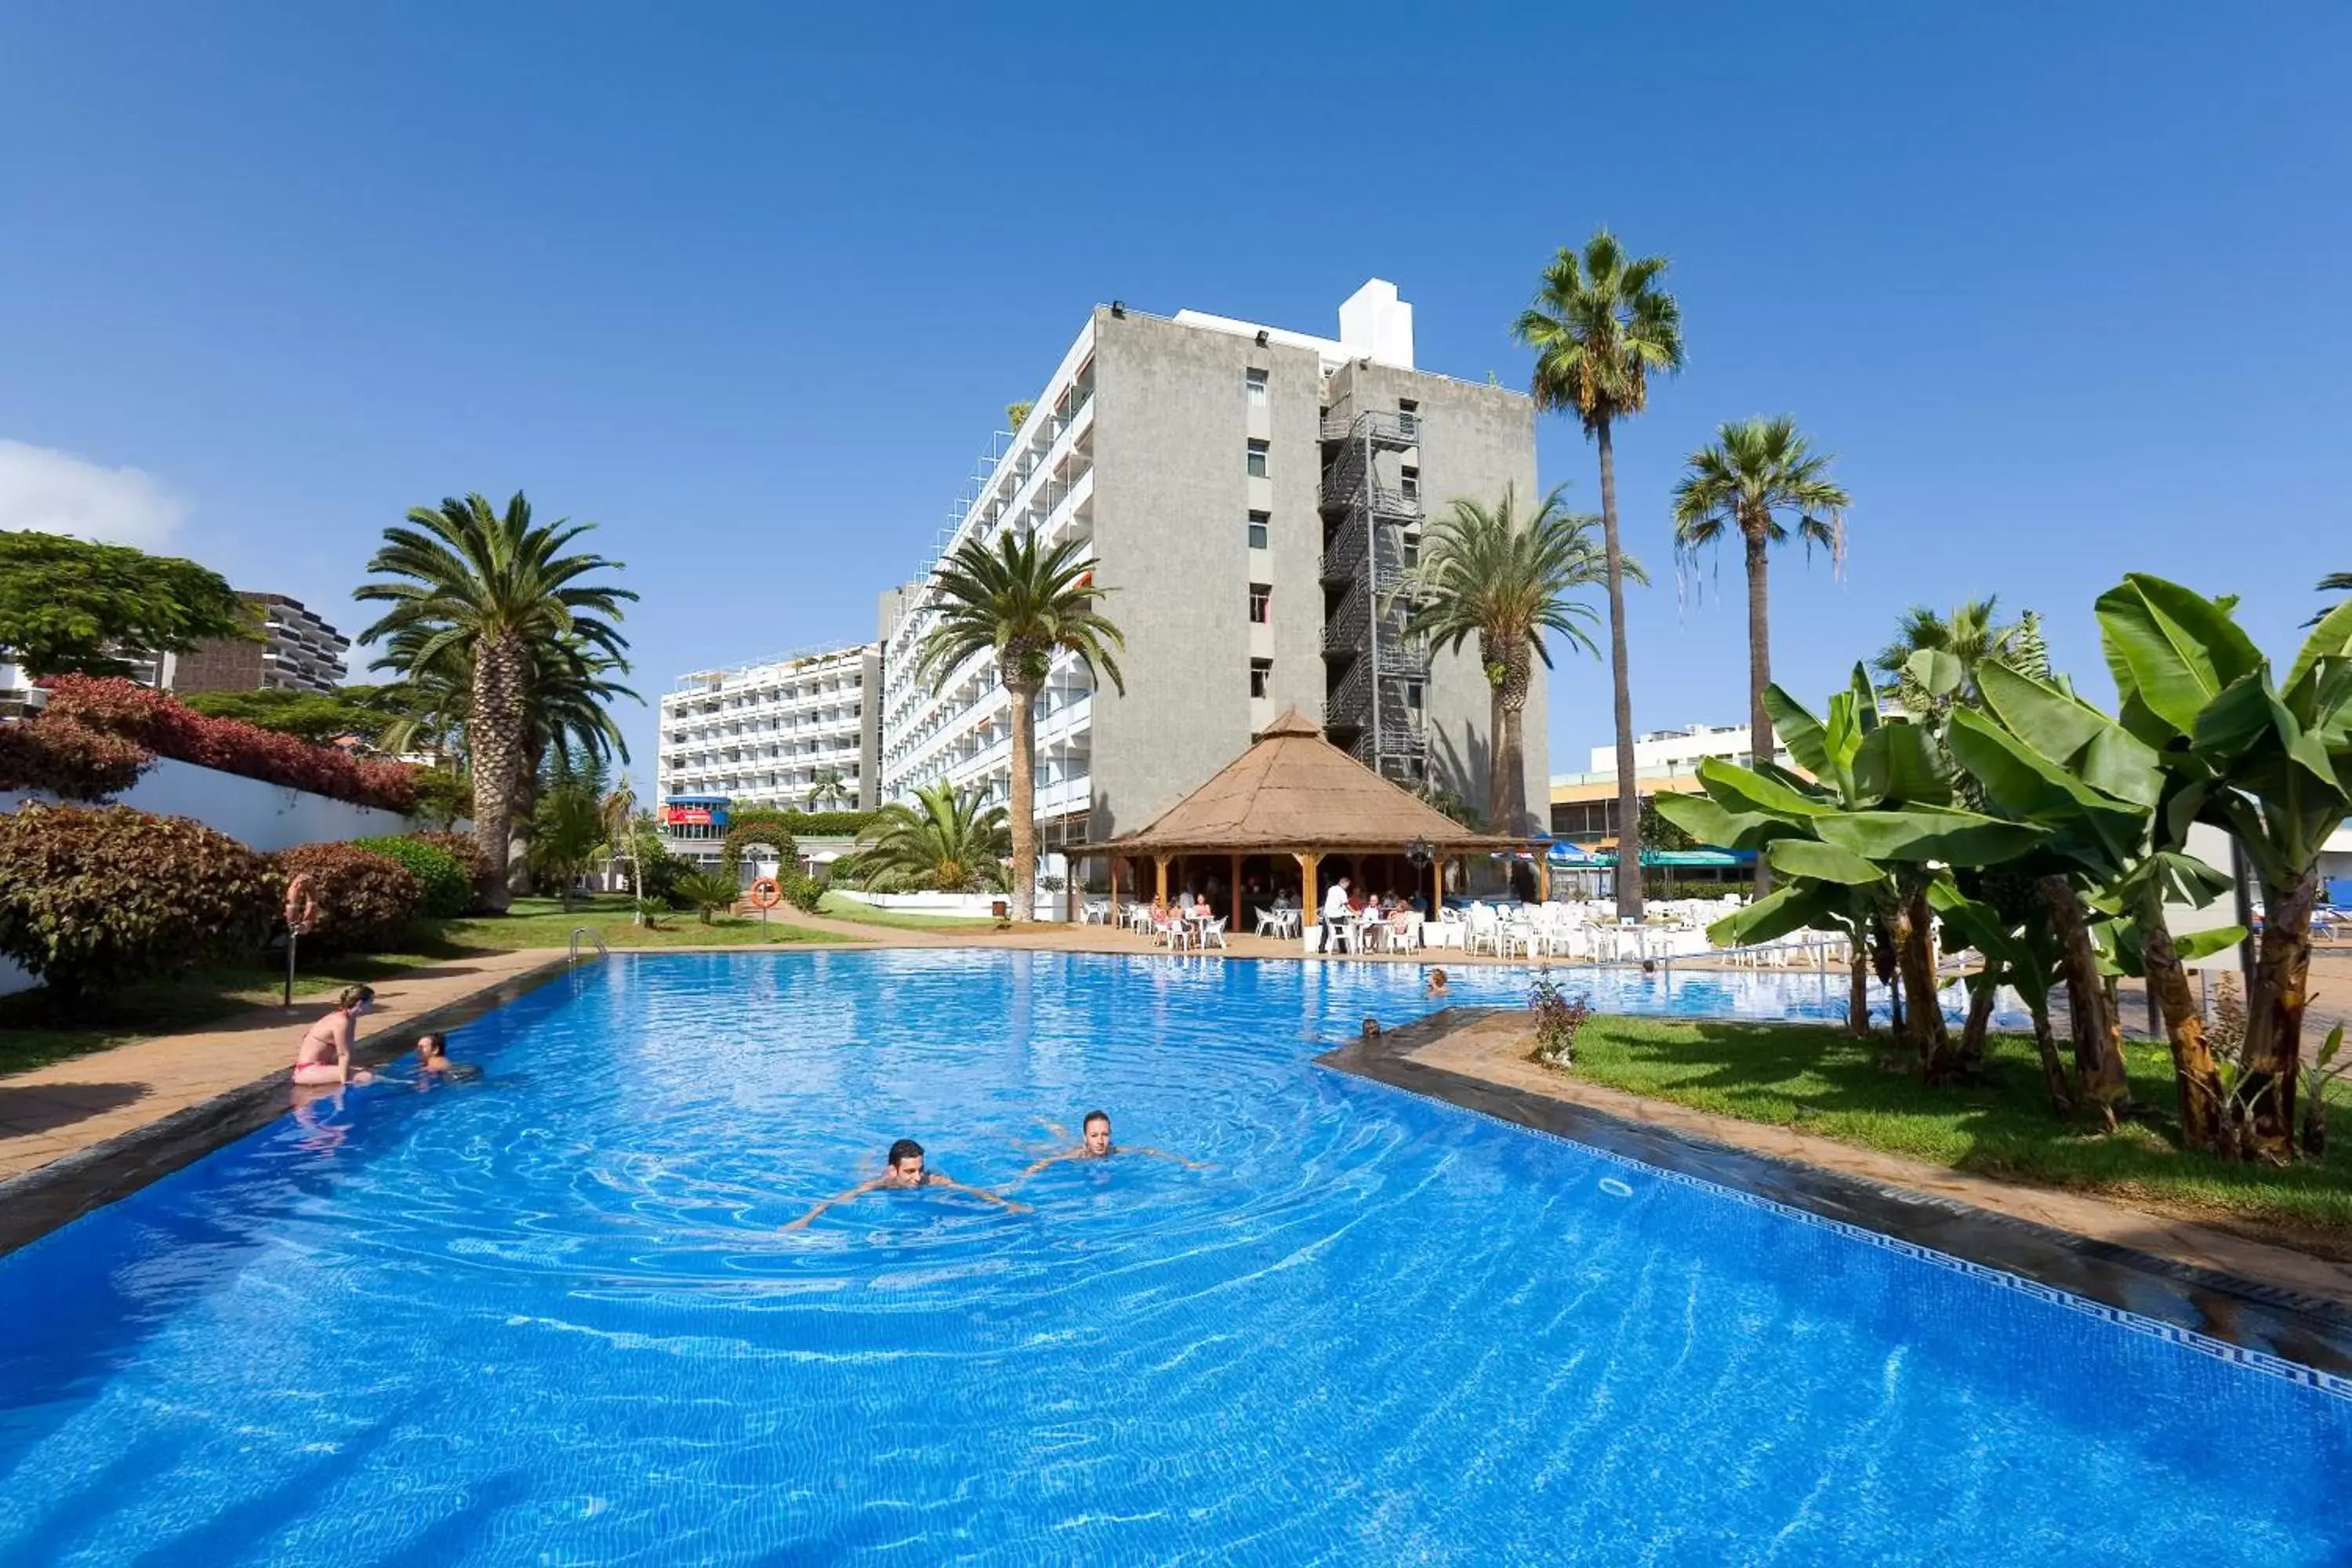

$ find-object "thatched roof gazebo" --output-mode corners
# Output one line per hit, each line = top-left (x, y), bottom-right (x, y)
(1069, 708), (1542, 927)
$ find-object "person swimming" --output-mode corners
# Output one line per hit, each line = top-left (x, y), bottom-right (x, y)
(1021, 1111), (1208, 1177)
(415, 1033), (481, 1083)
(292, 985), (377, 1087)
(1426, 967), (1449, 997)
(781, 1139), (1028, 1231)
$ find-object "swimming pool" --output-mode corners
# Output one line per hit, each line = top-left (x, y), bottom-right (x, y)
(0, 951), (2342, 1564)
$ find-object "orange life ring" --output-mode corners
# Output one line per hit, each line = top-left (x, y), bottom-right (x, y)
(748, 877), (782, 910)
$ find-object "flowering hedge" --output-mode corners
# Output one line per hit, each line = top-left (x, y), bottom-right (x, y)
(0, 717), (154, 801)
(273, 841), (423, 953)
(0, 803), (278, 1013)
(42, 676), (420, 814)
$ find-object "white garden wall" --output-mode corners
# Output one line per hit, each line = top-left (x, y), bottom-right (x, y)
(827, 888), (1062, 921)
(0, 757), (434, 996)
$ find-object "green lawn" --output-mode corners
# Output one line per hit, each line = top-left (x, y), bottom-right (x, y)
(0, 895), (847, 1077)
(816, 892), (998, 931)
(1560, 1014), (2352, 1246)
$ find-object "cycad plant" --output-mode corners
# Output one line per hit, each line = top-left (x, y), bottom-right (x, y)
(844, 781), (1012, 893)
(355, 492), (635, 911)
(672, 870), (739, 925)
(1403, 484), (1617, 833)
(1515, 229), (1684, 916)
(914, 531), (1123, 920)
(1670, 416), (1849, 892)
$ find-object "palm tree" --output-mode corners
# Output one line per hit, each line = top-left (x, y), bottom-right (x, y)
(1869, 597), (2027, 718)
(844, 781), (1012, 892)
(1670, 417), (1849, 894)
(1403, 484), (1619, 833)
(1515, 230), (1684, 917)
(355, 493), (634, 912)
(914, 530), (1123, 920)
(672, 870), (738, 925)
(2311, 571), (2352, 627)
(599, 779), (644, 925)
(529, 777), (606, 911)
(805, 768), (851, 811)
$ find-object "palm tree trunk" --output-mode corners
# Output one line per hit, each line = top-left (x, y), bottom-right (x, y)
(1496, 644), (1532, 838)
(1007, 678), (1040, 924)
(2238, 869), (2318, 1163)
(1479, 633), (1510, 834)
(1597, 418), (1641, 920)
(2135, 883), (2227, 1153)
(1744, 524), (1773, 898)
(468, 633), (527, 914)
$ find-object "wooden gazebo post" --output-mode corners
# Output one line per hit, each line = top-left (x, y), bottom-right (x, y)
(1154, 855), (1171, 909)
(1431, 851), (1446, 914)
(1297, 851), (1321, 936)
(1230, 851), (1244, 929)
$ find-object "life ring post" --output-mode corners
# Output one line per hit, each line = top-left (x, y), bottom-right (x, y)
(748, 876), (782, 941)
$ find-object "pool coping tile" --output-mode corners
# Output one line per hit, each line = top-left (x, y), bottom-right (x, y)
(1319, 1007), (2352, 1390)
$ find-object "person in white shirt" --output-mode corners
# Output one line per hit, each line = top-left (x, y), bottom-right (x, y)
(1320, 877), (1352, 953)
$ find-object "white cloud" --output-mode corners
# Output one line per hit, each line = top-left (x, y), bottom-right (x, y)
(0, 439), (189, 549)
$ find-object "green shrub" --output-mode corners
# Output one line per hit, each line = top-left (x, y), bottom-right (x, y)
(411, 829), (490, 891)
(356, 834), (471, 917)
(273, 841), (422, 953)
(777, 868), (825, 912)
(0, 803), (277, 1014)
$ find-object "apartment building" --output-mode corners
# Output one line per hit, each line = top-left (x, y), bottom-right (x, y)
(1549, 721), (1790, 843)
(877, 280), (1544, 861)
(154, 593), (350, 695)
(656, 642), (880, 862)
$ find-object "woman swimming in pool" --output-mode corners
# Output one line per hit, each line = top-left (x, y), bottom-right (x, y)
(292, 985), (377, 1086)
(781, 1139), (1027, 1231)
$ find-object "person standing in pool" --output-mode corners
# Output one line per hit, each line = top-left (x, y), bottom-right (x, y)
(1022, 1111), (1207, 1176)
(781, 1139), (1027, 1231)
(414, 1033), (481, 1084)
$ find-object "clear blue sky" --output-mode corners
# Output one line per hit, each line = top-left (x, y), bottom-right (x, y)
(3, 2), (2345, 797)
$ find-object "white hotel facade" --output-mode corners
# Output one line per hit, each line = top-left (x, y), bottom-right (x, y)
(655, 642), (880, 864)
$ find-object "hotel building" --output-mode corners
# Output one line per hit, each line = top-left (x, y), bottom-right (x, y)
(877, 281), (1546, 869)
(655, 641), (880, 864)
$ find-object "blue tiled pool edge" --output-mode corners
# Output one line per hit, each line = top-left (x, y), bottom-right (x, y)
(1318, 1006), (2352, 1392)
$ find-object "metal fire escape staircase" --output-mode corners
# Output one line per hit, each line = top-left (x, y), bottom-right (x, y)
(1318, 411), (1428, 782)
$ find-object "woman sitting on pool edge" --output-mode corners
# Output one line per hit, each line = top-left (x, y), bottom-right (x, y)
(292, 985), (377, 1086)
(781, 1139), (1028, 1231)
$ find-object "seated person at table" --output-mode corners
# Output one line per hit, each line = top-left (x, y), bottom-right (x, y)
(1022, 1111), (1207, 1176)
(415, 1033), (481, 1083)
(782, 1139), (1027, 1231)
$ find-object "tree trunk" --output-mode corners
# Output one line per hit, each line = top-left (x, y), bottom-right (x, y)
(468, 633), (528, 914)
(1479, 633), (1510, 835)
(1744, 524), (1773, 899)
(2238, 869), (2318, 1163)
(1497, 645), (1531, 839)
(1596, 419), (1642, 920)
(2036, 874), (2124, 1128)
(1872, 910), (1904, 1032)
(1892, 880), (1954, 1079)
(1848, 938), (1871, 1037)
(1006, 677), (1040, 924)
(2028, 999), (2075, 1118)
(1958, 978), (1995, 1080)
(2136, 884), (2227, 1153)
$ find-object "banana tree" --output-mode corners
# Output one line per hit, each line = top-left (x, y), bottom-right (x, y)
(1927, 873), (2072, 1113)
(1657, 666), (2045, 1077)
(2096, 575), (2352, 1162)
(1944, 659), (2239, 1142)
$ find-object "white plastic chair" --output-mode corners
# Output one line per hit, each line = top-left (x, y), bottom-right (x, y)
(1200, 916), (1228, 950)
(1254, 906), (1283, 937)
(1465, 903), (1500, 957)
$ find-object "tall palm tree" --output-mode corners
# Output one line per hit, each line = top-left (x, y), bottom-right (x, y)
(1515, 229), (1684, 916)
(914, 530), (1123, 921)
(843, 781), (1012, 892)
(355, 492), (634, 912)
(2311, 570), (2352, 627)
(805, 768), (851, 811)
(1670, 416), (1849, 894)
(1403, 485), (1620, 833)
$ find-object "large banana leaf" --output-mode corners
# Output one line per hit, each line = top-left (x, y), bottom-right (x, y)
(1766, 837), (1886, 886)
(1853, 719), (1953, 808)
(1651, 790), (1807, 851)
(1704, 880), (1850, 948)
(1945, 707), (2146, 867)
(2285, 597), (2352, 692)
(1693, 755), (1833, 819)
(1811, 805), (2045, 866)
(2095, 574), (2264, 741)
(1977, 661), (2161, 808)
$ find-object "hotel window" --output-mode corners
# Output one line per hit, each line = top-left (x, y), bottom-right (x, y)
(1248, 583), (1272, 623)
(1246, 368), (1268, 405)
(1406, 681), (1425, 713)
(1250, 659), (1272, 699)
(1400, 465), (1420, 503)
(1247, 510), (1270, 550)
(1247, 439), (1269, 478)
(1402, 530), (1421, 568)
(1398, 398), (1419, 438)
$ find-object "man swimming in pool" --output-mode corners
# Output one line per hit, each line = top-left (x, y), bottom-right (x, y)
(1021, 1111), (1208, 1177)
(781, 1138), (1027, 1231)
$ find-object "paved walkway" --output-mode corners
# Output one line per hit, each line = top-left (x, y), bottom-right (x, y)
(0, 948), (561, 1181)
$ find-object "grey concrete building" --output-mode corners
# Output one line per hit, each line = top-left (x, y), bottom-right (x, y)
(165, 593), (350, 695)
(877, 281), (1546, 872)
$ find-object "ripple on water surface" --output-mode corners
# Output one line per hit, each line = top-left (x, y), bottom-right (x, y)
(0, 951), (2343, 1566)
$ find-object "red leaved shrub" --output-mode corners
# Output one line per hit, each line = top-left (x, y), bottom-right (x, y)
(0, 717), (154, 801)
(43, 676), (420, 813)
(272, 841), (423, 954)
(0, 804), (278, 1013)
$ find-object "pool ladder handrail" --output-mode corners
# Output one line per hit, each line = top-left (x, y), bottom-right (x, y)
(568, 927), (610, 965)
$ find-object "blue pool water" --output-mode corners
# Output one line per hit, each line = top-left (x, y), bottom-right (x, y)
(0, 952), (2343, 1565)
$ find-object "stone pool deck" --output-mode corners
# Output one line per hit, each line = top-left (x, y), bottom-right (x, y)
(1321, 1007), (2352, 1377)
